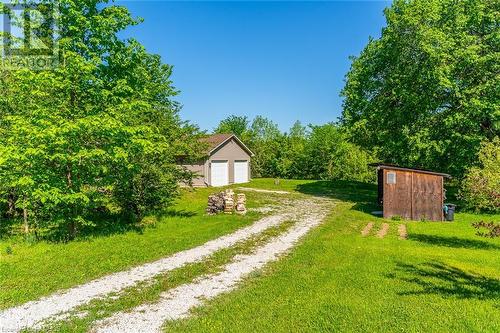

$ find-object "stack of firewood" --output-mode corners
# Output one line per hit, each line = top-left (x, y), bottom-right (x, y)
(206, 192), (225, 215)
(223, 189), (235, 214)
(206, 189), (247, 215)
(236, 193), (247, 215)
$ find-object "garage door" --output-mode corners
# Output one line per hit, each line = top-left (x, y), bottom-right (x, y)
(234, 160), (249, 184)
(211, 160), (229, 187)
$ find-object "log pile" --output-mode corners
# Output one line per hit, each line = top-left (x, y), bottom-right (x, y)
(206, 192), (225, 215)
(206, 189), (247, 215)
(223, 189), (235, 214)
(236, 193), (247, 215)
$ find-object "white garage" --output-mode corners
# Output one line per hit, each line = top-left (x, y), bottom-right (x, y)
(234, 160), (249, 183)
(210, 160), (229, 187)
(180, 134), (254, 187)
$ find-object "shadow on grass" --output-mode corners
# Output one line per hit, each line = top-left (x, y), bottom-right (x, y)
(295, 180), (379, 214)
(161, 209), (197, 218)
(2, 208), (200, 243)
(409, 234), (500, 250)
(0, 216), (19, 239)
(76, 208), (198, 239)
(390, 261), (500, 301)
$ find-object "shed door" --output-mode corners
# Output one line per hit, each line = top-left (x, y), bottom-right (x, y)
(211, 161), (229, 187)
(234, 160), (249, 183)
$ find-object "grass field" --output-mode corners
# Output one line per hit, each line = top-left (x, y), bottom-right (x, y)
(1, 179), (499, 332)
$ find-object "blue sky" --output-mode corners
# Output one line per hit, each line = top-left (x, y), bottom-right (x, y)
(119, 1), (389, 132)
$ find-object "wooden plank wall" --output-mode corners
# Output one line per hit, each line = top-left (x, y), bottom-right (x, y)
(383, 170), (413, 219)
(377, 169), (384, 205)
(383, 170), (444, 221)
(411, 173), (443, 221)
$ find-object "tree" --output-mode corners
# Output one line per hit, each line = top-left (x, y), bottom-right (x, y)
(277, 121), (307, 178)
(0, 0), (199, 240)
(249, 116), (281, 141)
(289, 121), (307, 139)
(212, 116), (375, 181)
(214, 115), (250, 140)
(341, 0), (499, 177)
(460, 137), (500, 213)
(301, 124), (376, 182)
(248, 116), (283, 177)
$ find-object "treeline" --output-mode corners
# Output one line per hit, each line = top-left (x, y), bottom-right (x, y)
(0, 1), (200, 240)
(214, 116), (377, 182)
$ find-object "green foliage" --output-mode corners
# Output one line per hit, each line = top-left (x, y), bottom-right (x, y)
(213, 116), (376, 182)
(0, 0), (200, 240)
(460, 137), (500, 213)
(214, 115), (251, 140)
(300, 124), (377, 182)
(247, 117), (284, 178)
(341, 0), (499, 177)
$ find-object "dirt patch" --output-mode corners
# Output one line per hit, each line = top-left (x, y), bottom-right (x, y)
(398, 224), (407, 240)
(361, 222), (374, 236)
(376, 223), (390, 238)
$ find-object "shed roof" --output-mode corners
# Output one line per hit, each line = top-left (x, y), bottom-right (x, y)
(369, 163), (452, 179)
(200, 133), (255, 156)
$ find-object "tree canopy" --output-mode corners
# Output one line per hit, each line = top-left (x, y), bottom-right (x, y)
(341, 0), (499, 177)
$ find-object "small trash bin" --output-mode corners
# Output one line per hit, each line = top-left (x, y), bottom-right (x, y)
(444, 204), (456, 221)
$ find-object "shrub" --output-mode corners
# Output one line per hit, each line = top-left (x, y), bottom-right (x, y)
(301, 124), (377, 182)
(472, 221), (500, 238)
(459, 137), (500, 213)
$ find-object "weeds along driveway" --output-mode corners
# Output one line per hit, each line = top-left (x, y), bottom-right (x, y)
(0, 194), (334, 333)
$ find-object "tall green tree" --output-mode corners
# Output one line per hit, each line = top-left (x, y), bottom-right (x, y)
(276, 121), (307, 178)
(248, 116), (283, 177)
(341, 0), (499, 177)
(0, 0), (199, 239)
(214, 115), (250, 141)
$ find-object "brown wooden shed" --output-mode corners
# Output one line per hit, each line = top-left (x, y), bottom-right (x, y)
(371, 164), (451, 221)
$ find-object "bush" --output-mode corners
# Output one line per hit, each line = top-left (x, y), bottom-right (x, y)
(472, 221), (500, 238)
(301, 124), (377, 182)
(460, 137), (500, 213)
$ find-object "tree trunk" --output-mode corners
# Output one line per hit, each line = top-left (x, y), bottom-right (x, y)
(7, 190), (15, 217)
(67, 164), (73, 188)
(23, 197), (29, 234)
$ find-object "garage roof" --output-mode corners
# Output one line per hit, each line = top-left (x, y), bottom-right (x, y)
(201, 133), (255, 156)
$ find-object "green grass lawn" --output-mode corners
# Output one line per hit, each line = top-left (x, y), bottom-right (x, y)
(0, 186), (274, 309)
(2, 179), (499, 332)
(167, 179), (500, 333)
